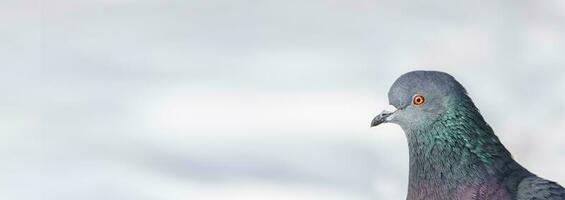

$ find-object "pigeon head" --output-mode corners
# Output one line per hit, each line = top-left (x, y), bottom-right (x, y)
(371, 70), (468, 130)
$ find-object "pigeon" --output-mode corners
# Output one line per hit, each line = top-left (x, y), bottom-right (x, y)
(370, 71), (564, 200)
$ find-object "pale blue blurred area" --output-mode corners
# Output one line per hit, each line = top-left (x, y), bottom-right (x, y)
(2, 0), (565, 199)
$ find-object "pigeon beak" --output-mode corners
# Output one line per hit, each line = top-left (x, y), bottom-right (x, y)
(370, 110), (395, 127)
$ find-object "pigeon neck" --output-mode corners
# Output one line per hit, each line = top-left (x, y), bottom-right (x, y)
(404, 98), (527, 198)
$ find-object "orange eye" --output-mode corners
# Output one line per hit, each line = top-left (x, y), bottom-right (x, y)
(412, 95), (425, 105)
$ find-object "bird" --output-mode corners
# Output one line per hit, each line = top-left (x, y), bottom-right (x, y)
(370, 70), (564, 200)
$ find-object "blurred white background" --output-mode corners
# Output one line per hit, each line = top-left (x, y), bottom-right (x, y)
(2, 0), (565, 199)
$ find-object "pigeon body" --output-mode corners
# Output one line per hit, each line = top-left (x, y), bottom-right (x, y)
(371, 71), (564, 200)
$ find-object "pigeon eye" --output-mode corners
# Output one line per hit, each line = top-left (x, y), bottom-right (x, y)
(412, 95), (425, 106)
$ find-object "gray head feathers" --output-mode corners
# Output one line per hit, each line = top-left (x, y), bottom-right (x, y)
(388, 70), (467, 109)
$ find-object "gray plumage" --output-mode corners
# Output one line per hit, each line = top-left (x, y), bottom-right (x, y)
(371, 70), (564, 200)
